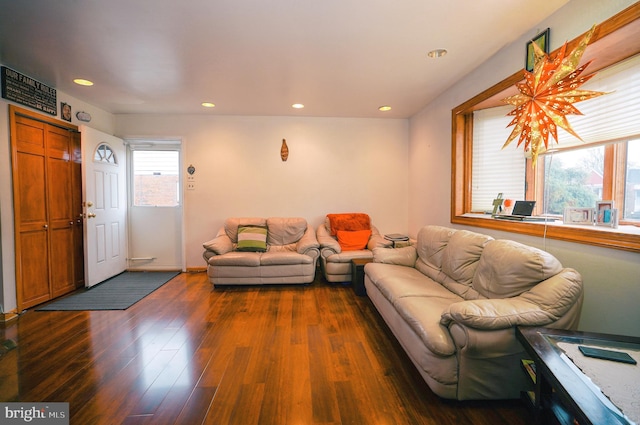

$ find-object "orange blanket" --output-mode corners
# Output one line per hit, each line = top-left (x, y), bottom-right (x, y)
(327, 213), (371, 236)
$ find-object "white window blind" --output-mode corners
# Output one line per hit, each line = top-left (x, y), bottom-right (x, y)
(472, 106), (526, 211)
(552, 53), (640, 150)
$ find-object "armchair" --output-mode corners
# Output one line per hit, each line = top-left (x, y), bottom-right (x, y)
(316, 213), (391, 283)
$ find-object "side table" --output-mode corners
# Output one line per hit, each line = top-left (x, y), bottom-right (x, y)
(384, 233), (409, 248)
(350, 258), (373, 296)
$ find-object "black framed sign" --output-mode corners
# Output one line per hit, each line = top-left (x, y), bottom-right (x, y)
(525, 28), (550, 72)
(1, 66), (57, 115)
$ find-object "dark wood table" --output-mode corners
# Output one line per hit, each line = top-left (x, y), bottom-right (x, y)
(516, 326), (640, 425)
(350, 258), (373, 296)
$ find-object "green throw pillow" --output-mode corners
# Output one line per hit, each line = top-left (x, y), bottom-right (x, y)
(236, 225), (268, 252)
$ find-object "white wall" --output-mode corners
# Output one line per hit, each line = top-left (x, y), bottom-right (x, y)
(115, 114), (409, 270)
(408, 0), (640, 337)
(0, 86), (115, 314)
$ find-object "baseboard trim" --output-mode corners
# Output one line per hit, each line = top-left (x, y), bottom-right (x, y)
(0, 312), (19, 323)
(186, 267), (207, 273)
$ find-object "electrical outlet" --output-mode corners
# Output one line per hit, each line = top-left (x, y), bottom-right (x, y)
(187, 181), (196, 190)
(187, 174), (195, 181)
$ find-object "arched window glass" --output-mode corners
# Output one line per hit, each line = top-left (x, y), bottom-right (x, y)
(94, 143), (117, 164)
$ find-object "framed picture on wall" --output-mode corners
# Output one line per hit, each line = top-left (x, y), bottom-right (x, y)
(526, 28), (550, 72)
(61, 102), (72, 122)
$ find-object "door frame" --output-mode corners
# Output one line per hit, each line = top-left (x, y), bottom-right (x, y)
(125, 138), (185, 272)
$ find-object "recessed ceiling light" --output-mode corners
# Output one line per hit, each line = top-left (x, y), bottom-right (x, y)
(73, 78), (94, 86)
(292, 103), (304, 109)
(201, 102), (216, 108)
(427, 49), (448, 58)
(378, 105), (392, 112)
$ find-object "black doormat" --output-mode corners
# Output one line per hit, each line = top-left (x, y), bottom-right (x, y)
(36, 271), (180, 311)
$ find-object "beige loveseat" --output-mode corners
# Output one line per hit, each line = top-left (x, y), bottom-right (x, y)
(364, 225), (583, 400)
(316, 213), (391, 283)
(203, 217), (320, 286)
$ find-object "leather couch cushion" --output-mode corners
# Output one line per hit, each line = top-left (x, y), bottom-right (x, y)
(365, 263), (460, 305)
(208, 251), (261, 266)
(438, 230), (492, 299)
(260, 251), (315, 265)
(415, 225), (455, 272)
(267, 217), (307, 246)
(225, 217), (267, 242)
(325, 250), (372, 263)
(472, 239), (564, 299)
(373, 246), (417, 267)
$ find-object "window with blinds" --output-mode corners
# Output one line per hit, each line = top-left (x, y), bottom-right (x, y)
(553, 53), (640, 150)
(470, 53), (640, 218)
(471, 106), (525, 212)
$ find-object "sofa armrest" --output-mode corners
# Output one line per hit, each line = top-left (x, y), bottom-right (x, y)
(441, 298), (550, 330)
(203, 227), (234, 257)
(297, 225), (320, 258)
(316, 223), (341, 256)
(448, 324), (524, 357)
(367, 232), (392, 250)
(440, 268), (584, 330)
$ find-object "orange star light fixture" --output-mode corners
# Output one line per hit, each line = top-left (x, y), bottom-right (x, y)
(502, 26), (608, 166)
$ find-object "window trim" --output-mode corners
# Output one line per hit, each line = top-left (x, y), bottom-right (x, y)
(451, 3), (640, 253)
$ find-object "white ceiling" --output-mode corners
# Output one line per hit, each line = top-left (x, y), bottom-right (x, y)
(0, 0), (569, 118)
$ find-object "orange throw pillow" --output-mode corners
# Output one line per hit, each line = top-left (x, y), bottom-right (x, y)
(336, 230), (371, 251)
(327, 213), (371, 235)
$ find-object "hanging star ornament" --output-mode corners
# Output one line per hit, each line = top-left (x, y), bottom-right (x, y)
(502, 25), (609, 166)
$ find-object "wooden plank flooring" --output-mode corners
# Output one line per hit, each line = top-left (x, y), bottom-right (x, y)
(0, 272), (535, 425)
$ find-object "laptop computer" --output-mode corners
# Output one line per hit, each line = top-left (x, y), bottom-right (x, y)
(494, 201), (553, 222)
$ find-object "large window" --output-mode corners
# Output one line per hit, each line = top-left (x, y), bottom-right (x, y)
(452, 5), (640, 252)
(470, 54), (640, 222)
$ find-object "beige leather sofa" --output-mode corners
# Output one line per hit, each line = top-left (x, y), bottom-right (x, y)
(203, 217), (320, 286)
(317, 213), (391, 283)
(364, 225), (583, 400)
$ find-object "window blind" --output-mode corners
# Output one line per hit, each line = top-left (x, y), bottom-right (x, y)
(551, 53), (640, 150)
(472, 106), (526, 211)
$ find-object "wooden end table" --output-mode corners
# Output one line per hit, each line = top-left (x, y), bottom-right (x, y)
(350, 258), (373, 296)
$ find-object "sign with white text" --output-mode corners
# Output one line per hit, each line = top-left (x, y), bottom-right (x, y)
(1, 403), (69, 424)
(1, 66), (57, 115)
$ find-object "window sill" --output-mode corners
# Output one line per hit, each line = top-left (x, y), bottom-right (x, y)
(452, 213), (640, 253)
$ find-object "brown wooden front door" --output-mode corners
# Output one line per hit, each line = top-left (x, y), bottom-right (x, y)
(10, 106), (83, 311)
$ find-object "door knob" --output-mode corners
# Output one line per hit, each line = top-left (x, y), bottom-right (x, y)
(87, 212), (96, 218)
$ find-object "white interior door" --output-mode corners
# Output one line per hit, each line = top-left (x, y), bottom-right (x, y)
(126, 142), (183, 271)
(80, 125), (127, 287)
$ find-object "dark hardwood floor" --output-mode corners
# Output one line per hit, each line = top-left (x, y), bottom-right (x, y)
(0, 271), (535, 425)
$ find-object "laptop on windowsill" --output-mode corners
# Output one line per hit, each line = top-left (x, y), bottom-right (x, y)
(494, 201), (555, 222)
